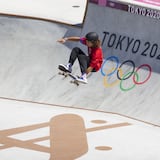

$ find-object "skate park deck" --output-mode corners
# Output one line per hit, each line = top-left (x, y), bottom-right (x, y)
(0, 1), (160, 160)
(0, 0), (87, 26)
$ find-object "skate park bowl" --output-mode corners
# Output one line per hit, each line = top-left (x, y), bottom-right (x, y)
(0, 1), (160, 160)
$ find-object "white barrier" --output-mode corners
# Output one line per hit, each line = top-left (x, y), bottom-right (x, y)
(0, 0), (88, 25)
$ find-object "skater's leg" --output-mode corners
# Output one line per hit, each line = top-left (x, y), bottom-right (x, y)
(77, 54), (90, 74)
(59, 47), (85, 73)
(68, 47), (86, 65)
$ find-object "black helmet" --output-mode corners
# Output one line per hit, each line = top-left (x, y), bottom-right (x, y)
(85, 32), (99, 41)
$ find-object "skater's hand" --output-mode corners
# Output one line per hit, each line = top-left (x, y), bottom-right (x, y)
(86, 67), (93, 74)
(57, 38), (68, 43)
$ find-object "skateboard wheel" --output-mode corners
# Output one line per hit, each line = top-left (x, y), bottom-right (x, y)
(70, 80), (79, 86)
(75, 82), (79, 86)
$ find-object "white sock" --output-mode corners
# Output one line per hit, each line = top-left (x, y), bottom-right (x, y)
(67, 63), (72, 68)
(82, 73), (87, 79)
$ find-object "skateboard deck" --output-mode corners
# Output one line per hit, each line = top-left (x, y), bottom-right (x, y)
(58, 64), (81, 86)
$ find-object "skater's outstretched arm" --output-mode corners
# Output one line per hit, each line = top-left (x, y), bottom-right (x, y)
(57, 37), (80, 43)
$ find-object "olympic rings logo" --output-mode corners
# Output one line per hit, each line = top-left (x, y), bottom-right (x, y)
(100, 56), (152, 91)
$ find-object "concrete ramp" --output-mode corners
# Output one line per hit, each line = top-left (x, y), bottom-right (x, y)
(0, 3), (160, 126)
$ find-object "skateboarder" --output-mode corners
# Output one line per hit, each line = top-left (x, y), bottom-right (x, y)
(57, 32), (103, 83)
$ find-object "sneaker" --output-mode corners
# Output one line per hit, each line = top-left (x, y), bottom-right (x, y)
(59, 63), (72, 73)
(76, 76), (88, 84)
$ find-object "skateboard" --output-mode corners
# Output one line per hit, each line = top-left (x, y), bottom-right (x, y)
(58, 64), (80, 86)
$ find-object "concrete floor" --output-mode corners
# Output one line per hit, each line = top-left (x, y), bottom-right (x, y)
(0, 98), (160, 160)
